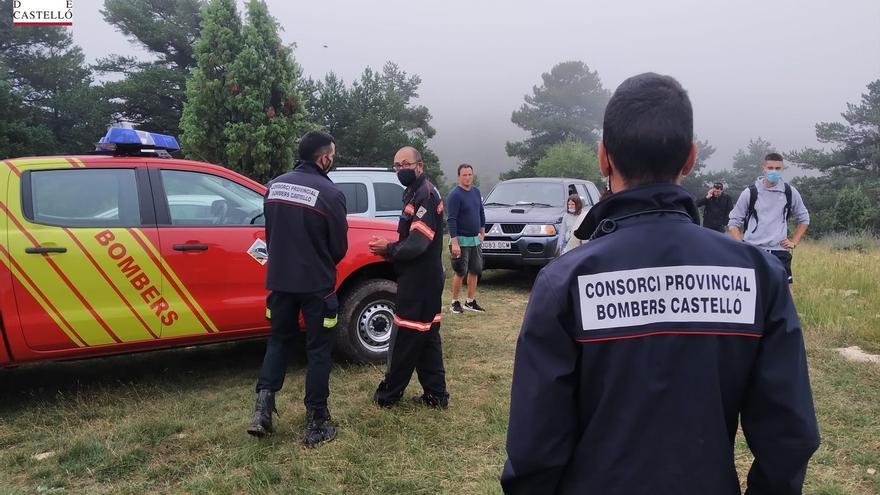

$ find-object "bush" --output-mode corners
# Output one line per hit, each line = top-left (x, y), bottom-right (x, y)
(832, 186), (877, 232)
(818, 230), (880, 252)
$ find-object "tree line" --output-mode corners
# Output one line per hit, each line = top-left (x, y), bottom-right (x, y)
(502, 62), (879, 236)
(1, 0), (877, 234)
(0, 0), (445, 186)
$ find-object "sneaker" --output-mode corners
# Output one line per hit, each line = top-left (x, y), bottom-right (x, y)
(302, 409), (337, 448)
(464, 299), (486, 313)
(412, 393), (449, 410)
(450, 300), (464, 314)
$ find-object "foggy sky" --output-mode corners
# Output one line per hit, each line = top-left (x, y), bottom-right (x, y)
(72, 0), (880, 186)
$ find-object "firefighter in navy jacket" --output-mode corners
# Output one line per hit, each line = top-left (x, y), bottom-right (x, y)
(502, 74), (819, 495)
(248, 131), (348, 448)
(369, 146), (449, 408)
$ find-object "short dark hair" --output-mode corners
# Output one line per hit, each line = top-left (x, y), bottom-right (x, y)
(764, 152), (784, 162)
(713, 182), (724, 189)
(457, 163), (474, 175)
(298, 131), (335, 162)
(602, 73), (693, 185)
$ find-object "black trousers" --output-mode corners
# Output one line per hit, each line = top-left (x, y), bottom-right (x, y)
(374, 323), (448, 405)
(256, 291), (336, 411)
(770, 249), (794, 283)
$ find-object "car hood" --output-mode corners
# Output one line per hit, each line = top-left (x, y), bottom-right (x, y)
(484, 206), (564, 224)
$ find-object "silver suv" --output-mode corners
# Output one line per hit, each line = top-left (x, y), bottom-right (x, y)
(482, 178), (602, 269)
(328, 167), (405, 220)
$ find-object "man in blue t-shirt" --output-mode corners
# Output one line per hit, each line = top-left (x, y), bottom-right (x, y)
(447, 164), (486, 314)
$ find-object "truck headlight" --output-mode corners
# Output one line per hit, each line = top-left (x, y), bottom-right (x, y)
(522, 224), (557, 236)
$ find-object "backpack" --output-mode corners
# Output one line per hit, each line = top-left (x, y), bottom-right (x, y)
(743, 183), (792, 234)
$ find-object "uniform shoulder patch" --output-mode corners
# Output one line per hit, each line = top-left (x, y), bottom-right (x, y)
(416, 206), (428, 218)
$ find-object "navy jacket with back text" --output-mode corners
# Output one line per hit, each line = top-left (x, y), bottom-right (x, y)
(263, 161), (348, 294)
(501, 184), (819, 495)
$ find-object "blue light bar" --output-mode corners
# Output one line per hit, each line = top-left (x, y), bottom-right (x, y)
(96, 127), (180, 152)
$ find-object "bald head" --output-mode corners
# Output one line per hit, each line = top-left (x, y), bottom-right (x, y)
(393, 146), (425, 178)
(394, 146), (422, 164)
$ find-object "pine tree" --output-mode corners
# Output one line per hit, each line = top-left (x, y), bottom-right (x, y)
(0, 0), (111, 156)
(179, 0), (242, 166)
(504, 61), (610, 179)
(728, 137), (776, 192)
(223, 0), (305, 182)
(98, 0), (204, 135)
(303, 62), (446, 188)
(180, 0), (304, 182)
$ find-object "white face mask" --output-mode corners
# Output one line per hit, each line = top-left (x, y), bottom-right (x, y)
(568, 207), (576, 214)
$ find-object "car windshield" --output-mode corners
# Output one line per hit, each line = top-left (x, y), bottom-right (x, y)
(484, 182), (564, 208)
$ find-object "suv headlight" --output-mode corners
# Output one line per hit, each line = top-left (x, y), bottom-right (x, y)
(522, 224), (557, 236)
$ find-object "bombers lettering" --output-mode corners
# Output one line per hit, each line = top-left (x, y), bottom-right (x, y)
(578, 265), (758, 330)
(596, 296), (744, 320)
(95, 230), (179, 326)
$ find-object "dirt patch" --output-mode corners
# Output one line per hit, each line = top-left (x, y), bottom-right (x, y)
(836, 346), (880, 364)
(31, 451), (56, 461)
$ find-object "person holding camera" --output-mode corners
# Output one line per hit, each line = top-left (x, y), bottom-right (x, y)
(695, 182), (733, 233)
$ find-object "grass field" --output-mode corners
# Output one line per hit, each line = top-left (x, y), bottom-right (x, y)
(1, 241), (878, 494)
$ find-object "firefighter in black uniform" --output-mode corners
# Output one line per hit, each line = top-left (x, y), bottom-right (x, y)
(247, 131), (348, 448)
(502, 74), (819, 494)
(368, 146), (449, 408)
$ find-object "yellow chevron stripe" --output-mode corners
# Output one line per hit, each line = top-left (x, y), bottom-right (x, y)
(5, 159), (117, 345)
(63, 228), (160, 340)
(0, 235), (87, 348)
(0, 165), (78, 344)
(128, 228), (219, 335)
(71, 158), (216, 336)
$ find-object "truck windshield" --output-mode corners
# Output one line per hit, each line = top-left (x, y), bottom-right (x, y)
(484, 182), (564, 208)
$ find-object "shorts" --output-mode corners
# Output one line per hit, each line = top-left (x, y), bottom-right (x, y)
(770, 250), (793, 284)
(451, 245), (483, 277)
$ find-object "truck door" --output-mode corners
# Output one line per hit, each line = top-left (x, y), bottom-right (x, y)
(150, 168), (267, 337)
(5, 163), (161, 351)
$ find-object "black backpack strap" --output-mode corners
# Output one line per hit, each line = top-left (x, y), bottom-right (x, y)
(744, 185), (759, 233)
(784, 183), (793, 221)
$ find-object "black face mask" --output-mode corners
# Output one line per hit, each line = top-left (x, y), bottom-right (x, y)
(397, 168), (417, 186)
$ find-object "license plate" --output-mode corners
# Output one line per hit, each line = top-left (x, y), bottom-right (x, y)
(482, 240), (511, 250)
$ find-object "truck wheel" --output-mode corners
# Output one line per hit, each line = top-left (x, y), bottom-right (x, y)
(335, 279), (396, 364)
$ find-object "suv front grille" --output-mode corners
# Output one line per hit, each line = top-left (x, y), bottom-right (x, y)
(501, 223), (526, 234)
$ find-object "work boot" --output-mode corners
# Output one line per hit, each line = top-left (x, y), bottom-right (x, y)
(373, 383), (402, 408)
(246, 389), (277, 438)
(302, 408), (337, 448)
(413, 392), (449, 410)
